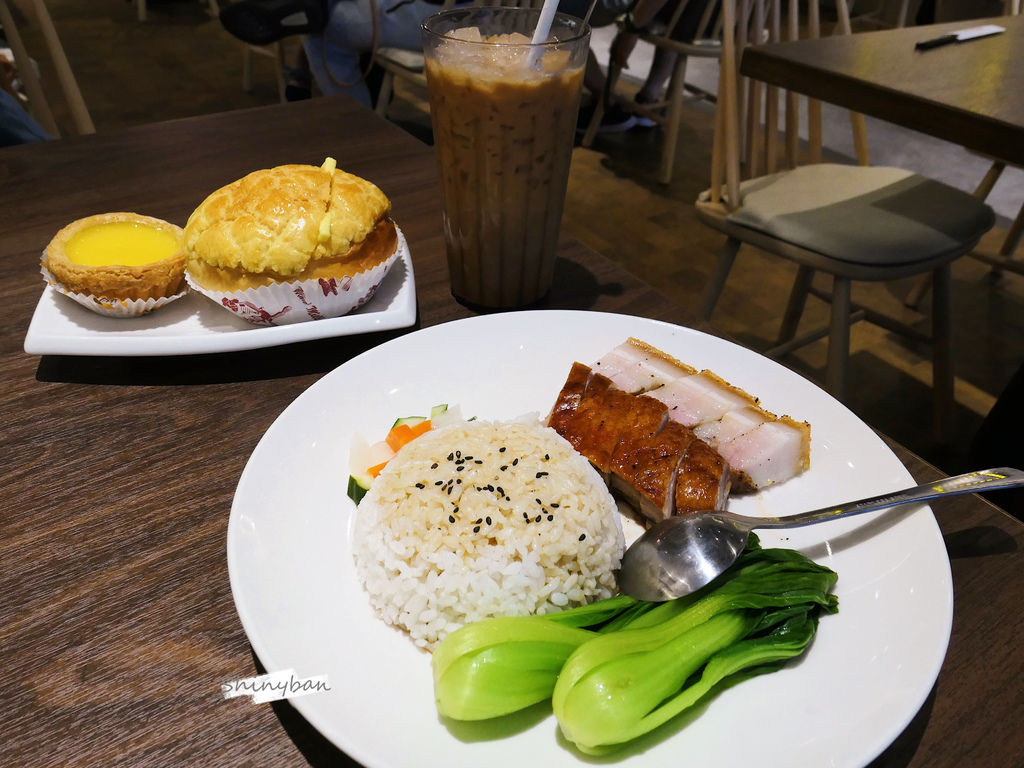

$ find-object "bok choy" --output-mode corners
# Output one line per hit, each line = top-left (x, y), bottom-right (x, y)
(431, 543), (838, 753)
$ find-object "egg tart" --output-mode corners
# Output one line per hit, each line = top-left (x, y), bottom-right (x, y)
(43, 212), (186, 306)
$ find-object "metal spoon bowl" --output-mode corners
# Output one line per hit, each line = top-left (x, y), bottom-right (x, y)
(618, 467), (1024, 602)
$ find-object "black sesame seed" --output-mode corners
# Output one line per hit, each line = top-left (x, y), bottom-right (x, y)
(474, 460), (483, 464)
(447, 452), (454, 461)
(473, 526), (480, 533)
(496, 487), (504, 496)
(456, 465), (464, 472)
(464, 455), (473, 460)
(448, 515), (455, 523)
(547, 515), (554, 521)
(499, 446), (506, 453)
(456, 450), (462, 459)
(431, 462), (438, 469)
(535, 498), (542, 505)
(550, 503), (559, 508)
(434, 481), (443, 486)
(474, 518), (483, 525)
(415, 482), (425, 489)
(485, 516), (492, 525)
(486, 484), (494, 492)
(500, 465), (508, 471)
(535, 515), (542, 523)
(579, 533), (586, 541)
(536, 471), (548, 478)
(456, 479), (462, 484)
(453, 506), (459, 513)
(544, 454), (550, 461)
(512, 458), (519, 466)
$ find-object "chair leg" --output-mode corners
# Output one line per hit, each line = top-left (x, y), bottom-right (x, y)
(778, 264), (814, 344)
(582, 60), (622, 148)
(273, 41), (286, 103)
(904, 272), (932, 309)
(242, 45), (254, 92)
(376, 72), (395, 117)
(931, 263), (954, 444)
(998, 200), (1024, 260)
(657, 55), (689, 185)
(825, 276), (851, 401)
(699, 238), (741, 321)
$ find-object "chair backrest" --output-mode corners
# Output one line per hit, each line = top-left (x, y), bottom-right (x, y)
(708, 0), (868, 212)
(657, 0), (724, 43)
(0, 0), (94, 137)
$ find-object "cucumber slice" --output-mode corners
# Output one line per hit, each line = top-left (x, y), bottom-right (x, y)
(347, 473), (372, 504)
(390, 415), (428, 429)
(430, 404), (448, 419)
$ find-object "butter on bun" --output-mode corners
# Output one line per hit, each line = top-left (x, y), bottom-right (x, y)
(184, 157), (397, 292)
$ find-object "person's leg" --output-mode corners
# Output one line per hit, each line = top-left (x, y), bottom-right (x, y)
(305, 0), (448, 106)
(0, 89), (51, 147)
(635, 46), (676, 103)
(304, 0), (376, 104)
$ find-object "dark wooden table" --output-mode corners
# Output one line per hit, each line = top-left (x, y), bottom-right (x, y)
(740, 14), (1024, 167)
(2, 96), (1021, 768)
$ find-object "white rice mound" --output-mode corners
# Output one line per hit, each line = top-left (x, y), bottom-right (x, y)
(352, 419), (624, 650)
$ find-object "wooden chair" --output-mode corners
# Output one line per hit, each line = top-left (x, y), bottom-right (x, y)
(581, 0), (726, 184)
(241, 41), (287, 102)
(0, 0), (93, 136)
(695, 0), (996, 443)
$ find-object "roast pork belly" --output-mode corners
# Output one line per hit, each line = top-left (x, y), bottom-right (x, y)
(547, 363), (730, 521)
(592, 338), (696, 393)
(593, 338), (811, 492)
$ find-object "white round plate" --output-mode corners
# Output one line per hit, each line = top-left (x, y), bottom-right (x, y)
(227, 310), (952, 768)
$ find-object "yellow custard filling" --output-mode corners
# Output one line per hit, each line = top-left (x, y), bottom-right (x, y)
(65, 221), (181, 267)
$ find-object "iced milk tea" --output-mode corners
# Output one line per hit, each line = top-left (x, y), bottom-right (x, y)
(422, 9), (590, 308)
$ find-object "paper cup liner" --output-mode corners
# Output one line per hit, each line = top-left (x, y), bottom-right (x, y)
(40, 265), (188, 318)
(185, 227), (408, 327)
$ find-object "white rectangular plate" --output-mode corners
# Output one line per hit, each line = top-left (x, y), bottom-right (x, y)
(23, 248), (415, 357)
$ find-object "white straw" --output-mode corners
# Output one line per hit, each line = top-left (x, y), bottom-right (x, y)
(530, 0), (560, 45)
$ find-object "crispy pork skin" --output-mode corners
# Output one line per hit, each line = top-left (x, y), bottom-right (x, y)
(548, 363), (730, 521)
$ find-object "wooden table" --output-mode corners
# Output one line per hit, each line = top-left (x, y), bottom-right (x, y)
(740, 14), (1024, 168)
(2, 96), (1021, 768)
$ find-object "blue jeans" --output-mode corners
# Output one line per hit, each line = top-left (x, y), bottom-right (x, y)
(0, 89), (51, 147)
(304, 0), (447, 106)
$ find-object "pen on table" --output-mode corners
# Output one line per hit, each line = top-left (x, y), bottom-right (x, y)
(915, 24), (1005, 51)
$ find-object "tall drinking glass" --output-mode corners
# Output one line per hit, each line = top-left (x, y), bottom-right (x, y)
(422, 8), (590, 308)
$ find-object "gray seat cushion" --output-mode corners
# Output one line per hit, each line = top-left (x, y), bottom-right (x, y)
(725, 164), (995, 265)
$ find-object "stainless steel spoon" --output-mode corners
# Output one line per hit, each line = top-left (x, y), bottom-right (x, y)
(618, 467), (1024, 602)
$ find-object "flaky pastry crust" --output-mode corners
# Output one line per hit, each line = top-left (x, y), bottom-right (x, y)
(183, 163), (393, 289)
(42, 212), (186, 301)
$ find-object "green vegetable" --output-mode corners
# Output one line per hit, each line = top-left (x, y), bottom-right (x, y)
(346, 472), (372, 504)
(390, 415), (427, 429)
(431, 543), (838, 754)
(432, 596), (655, 720)
(551, 548), (838, 754)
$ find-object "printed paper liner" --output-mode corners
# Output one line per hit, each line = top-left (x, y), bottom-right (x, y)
(40, 265), (188, 318)
(185, 227), (409, 327)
